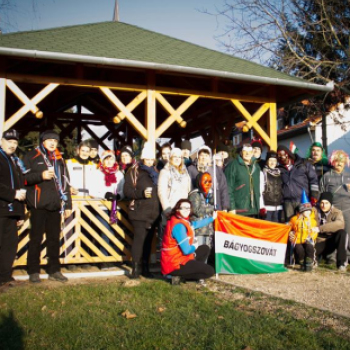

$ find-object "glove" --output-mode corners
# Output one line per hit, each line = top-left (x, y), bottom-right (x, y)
(259, 208), (267, 218)
(311, 197), (318, 207)
(105, 192), (117, 201)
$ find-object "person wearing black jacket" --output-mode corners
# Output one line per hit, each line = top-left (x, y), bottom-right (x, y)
(123, 142), (160, 279)
(23, 130), (72, 284)
(0, 129), (26, 289)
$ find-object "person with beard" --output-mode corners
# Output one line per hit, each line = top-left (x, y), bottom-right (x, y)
(306, 142), (331, 181)
(321, 150), (350, 261)
(315, 192), (347, 271)
(0, 129), (26, 290)
(23, 130), (72, 283)
(277, 145), (319, 222)
(261, 151), (283, 223)
(118, 145), (136, 175)
(123, 142), (160, 279)
(66, 140), (95, 197)
(88, 140), (100, 165)
(161, 199), (216, 285)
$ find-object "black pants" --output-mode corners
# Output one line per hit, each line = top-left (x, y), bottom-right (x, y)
(316, 230), (347, 267)
(131, 220), (157, 264)
(0, 217), (19, 284)
(171, 245), (215, 280)
(27, 209), (61, 275)
(294, 242), (315, 263)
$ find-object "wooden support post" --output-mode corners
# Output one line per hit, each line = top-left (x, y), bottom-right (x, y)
(146, 89), (156, 153)
(0, 78), (5, 137)
(269, 87), (277, 151)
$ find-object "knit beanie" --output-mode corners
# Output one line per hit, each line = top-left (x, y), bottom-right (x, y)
(40, 130), (60, 142)
(197, 145), (212, 158)
(251, 139), (263, 151)
(89, 140), (99, 149)
(266, 151), (278, 160)
(216, 142), (229, 153)
(320, 192), (333, 205)
(101, 150), (116, 162)
(181, 140), (192, 151)
(141, 142), (155, 159)
(120, 145), (134, 158)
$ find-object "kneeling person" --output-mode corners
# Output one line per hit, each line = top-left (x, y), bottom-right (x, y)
(316, 192), (347, 271)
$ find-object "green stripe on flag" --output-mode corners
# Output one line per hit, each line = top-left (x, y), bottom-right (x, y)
(216, 253), (288, 275)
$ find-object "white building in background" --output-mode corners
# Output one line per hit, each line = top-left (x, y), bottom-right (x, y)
(277, 100), (350, 157)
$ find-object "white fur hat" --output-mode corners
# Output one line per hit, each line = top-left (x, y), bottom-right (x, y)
(141, 142), (155, 159)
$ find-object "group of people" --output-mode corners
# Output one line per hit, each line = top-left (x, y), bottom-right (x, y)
(0, 129), (349, 290)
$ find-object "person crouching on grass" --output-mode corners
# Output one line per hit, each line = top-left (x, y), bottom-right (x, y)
(288, 190), (319, 271)
(161, 199), (216, 285)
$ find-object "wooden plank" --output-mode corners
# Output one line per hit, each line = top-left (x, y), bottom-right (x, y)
(0, 78), (5, 137)
(146, 89), (156, 150)
(4, 82), (59, 130)
(155, 93), (198, 138)
(100, 87), (147, 139)
(116, 90), (147, 120)
(269, 87), (277, 151)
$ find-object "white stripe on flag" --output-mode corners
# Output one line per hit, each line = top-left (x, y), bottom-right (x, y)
(215, 231), (286, 264)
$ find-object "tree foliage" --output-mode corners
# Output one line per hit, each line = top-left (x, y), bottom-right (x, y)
(212, 0), (350, 95)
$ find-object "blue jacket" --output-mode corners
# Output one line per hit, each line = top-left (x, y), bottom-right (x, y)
(278, 154), (319, 203)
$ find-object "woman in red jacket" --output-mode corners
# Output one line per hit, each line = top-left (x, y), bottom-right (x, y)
(161, 199), (216, 285)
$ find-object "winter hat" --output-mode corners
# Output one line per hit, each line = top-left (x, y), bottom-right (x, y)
(2, 129), (19, 141)
(101, 150), (116, 162)
(277, 145), (295, 160)
(266, 151), (278, 160)
(251, 138), (263, 151)
(170, 147), (182, 158)
(141, 142), (155, 159)
(181, 140), (192, 151)
(298, 189), (312, 213)
(319, 192), (333, 205)
(40, 130), (60, 142)
(89, 140), (99, 149)
(197, 145), (212, 159)
(216, 142), (229, 153)
(120, 145), (134, 158)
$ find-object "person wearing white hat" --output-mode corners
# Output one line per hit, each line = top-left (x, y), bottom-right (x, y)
(123, 142), (160, 279)
(158, 147), (191, 241)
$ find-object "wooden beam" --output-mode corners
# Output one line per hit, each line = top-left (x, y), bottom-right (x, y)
(146, 89), (156, 151)
(231, 99), (271, 147)
(155, 93), (198, 139)
(0, 78), (5, 137)
(6, 73), (272, 103)
(100, 87), (147, 139)
(4, 81), (59, 131)
(269, 87), (277, 151)
(116, 90), (147, 121)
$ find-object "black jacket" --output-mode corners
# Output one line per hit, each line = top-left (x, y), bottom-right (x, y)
(123, 164), (160, 226)
(23, 147), (72, 211)
(0, 149), (25, 218)
(278, 154), (319, 203)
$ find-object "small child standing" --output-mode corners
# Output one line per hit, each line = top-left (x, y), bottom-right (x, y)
(289, 190), (319, 271)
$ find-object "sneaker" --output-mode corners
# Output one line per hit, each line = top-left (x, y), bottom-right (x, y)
(29, 273), (41, 283)
(197, 279), (207, 287)
(49, 272), (68, 283)
(338, 265), (347, 272)
(171, 276), (181, 286)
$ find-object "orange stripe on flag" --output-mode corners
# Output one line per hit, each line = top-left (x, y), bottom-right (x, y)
(215, 211), (290, 244)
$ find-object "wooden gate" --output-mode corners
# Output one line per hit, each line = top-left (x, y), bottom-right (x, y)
(14, 199), (133, 267)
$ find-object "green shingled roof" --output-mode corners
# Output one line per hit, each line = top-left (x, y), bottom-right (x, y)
(0, 21), (324, 87)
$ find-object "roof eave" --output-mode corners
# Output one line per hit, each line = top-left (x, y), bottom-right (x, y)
(0, 47), (334, 93)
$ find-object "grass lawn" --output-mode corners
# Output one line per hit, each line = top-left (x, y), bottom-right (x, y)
(1, 278), (350, 350)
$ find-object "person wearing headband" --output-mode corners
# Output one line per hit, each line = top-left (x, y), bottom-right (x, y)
(224, 143), (261, 217)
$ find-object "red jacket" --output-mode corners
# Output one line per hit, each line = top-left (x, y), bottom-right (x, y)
(161, 215), (195, 275)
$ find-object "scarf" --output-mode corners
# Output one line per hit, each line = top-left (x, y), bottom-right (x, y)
(119, 160), (136, 174)
(99, 163), (119, 187)
(139, 163), (159, 185)
(75, 155), (90, 165)
(264, 166), (280, 177)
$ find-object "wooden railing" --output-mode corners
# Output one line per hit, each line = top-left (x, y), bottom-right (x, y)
(14, 198), (133, 267)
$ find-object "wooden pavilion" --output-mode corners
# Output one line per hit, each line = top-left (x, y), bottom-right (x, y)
(0, 21), (333, 268)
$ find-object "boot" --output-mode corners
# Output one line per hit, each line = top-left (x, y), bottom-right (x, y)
(130, 262), (142, 279)
(304, 258), (313, 272)
(142, 261), (154, 278)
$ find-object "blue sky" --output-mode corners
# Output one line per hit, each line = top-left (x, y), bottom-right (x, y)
(2, 0), (224, 51)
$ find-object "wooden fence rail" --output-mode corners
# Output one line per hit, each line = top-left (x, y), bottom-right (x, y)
(14, 199), (133, 267)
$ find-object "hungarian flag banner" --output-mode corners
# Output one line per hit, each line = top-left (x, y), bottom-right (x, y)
(215, 212), (290, 275)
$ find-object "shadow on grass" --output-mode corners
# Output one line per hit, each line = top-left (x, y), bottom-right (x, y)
(0, 310), (24, 350)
